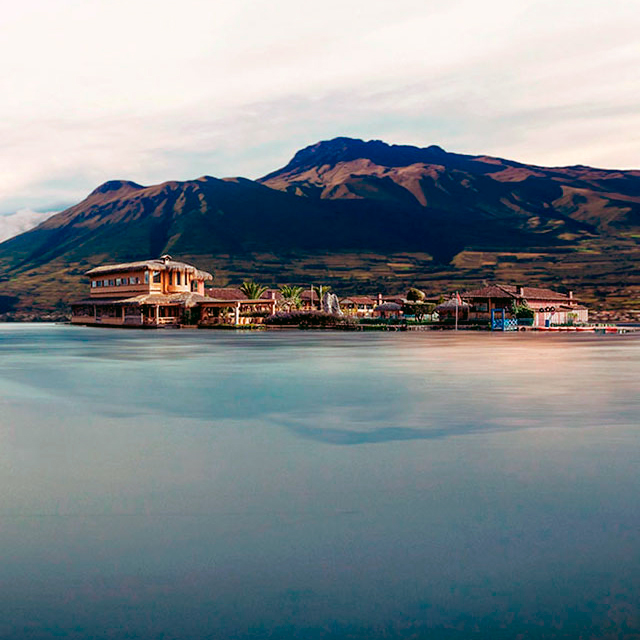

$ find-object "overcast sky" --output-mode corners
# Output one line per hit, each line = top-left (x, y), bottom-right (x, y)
(1, 0), (638, 239)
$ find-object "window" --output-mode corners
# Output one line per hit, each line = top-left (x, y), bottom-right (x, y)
(153, 271), (161, 284)
(144, 271), (149, 284)
(115, 278), (121, 286)
(91, 281), (97, 288)
(129, 277), (137, 285)
(176, 272), (181, 286)
(96, 280), (102, 288)
(191, 280), (198, 292)
(108, 279), (115, 287)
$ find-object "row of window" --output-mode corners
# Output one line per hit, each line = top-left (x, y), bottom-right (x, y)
(92, 276), (141, 288)
(150, 271), (185, 285)
(91, 270), (192, 289)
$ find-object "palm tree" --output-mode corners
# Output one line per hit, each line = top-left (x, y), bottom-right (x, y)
(240, 281), (267, 300)
(279, 285), (303, 312)
(313, 285), (331, 310)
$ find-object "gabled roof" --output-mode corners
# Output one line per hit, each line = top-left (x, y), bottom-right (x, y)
(342, 296), (376, 305)
(261, 289), (283, 300)
(300, 290), (319, 301)
(382, 295), (407, 304)
(207, 287), (247, 300)
(86, 257), (212, 280)
(462, 285), (515, 299)
(462, 284), (569, 301)
(507, 285), (570, 301)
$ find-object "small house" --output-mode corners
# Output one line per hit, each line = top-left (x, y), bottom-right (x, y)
(340, 296), (377, 318)
(461, 284), (588, 327)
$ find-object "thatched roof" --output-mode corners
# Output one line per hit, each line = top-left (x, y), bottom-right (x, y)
(376, 302), (402, 311)
(435, 297), (469, 311)
(86, 256), (212, 281)
(72, 292), (209, 307)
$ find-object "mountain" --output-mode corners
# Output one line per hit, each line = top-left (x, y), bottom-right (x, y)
(1, 137), (639, 318)
(260, 137), (640, 233)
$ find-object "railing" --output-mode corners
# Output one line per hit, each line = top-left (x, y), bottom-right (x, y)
(492, 317), (518, 331)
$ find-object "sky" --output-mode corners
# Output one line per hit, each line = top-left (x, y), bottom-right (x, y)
(0, 0), (639, 240)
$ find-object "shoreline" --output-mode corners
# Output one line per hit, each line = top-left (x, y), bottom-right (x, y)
(4, 320), (638, 334)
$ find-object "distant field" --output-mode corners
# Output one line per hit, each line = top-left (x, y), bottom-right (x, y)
(2, 240), (638, 320)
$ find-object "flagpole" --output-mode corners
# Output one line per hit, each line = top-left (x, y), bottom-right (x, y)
(455, 291), (459, 331)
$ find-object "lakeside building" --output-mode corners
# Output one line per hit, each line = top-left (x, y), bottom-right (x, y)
(70, 262), (588, 329)
(71, 256), (213, 326)
(71, 261), (277, 327)
(340, 296), (377, 318)
(199, 288), (276, 326)
(300, 289), (320, 311)
(457, 284), (588, 326)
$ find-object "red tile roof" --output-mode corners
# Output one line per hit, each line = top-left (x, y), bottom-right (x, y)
(462, 284), (570, 302)
(300, 290), (319, 301)
(260, 289), (283, 300)
(342, 296), (376, 305)
(207, 287), (247, 300)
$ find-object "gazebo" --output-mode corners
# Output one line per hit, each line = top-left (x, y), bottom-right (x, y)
(435, 297), (469, 324)
(374, 301), (403, 319)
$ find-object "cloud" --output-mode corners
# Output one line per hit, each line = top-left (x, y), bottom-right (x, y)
(0, 208), (58, 243)
(0, 0), (638, 214)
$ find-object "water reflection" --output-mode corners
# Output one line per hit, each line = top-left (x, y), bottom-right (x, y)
(0, 325), (639, 639)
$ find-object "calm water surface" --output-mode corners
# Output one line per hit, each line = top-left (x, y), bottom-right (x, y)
(0, 324), (639, 639)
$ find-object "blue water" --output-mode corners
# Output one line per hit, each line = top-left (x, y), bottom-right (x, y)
(0, 324), (639, 639)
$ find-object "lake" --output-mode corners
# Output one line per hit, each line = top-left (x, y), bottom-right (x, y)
(0, 324), (639, 639)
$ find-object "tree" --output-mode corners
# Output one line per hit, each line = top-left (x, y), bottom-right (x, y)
(406, 287), (426, 302)
(511, 300), (534, 319)
(403, 300), (435, 322)
(240, 281), (267, 300)
(313, 285), (331, 310)
(279, 285), (303, 311)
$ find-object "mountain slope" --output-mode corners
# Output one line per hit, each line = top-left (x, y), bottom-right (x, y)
(260, 137), (640, 233)
(0, 174), (533, 271)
